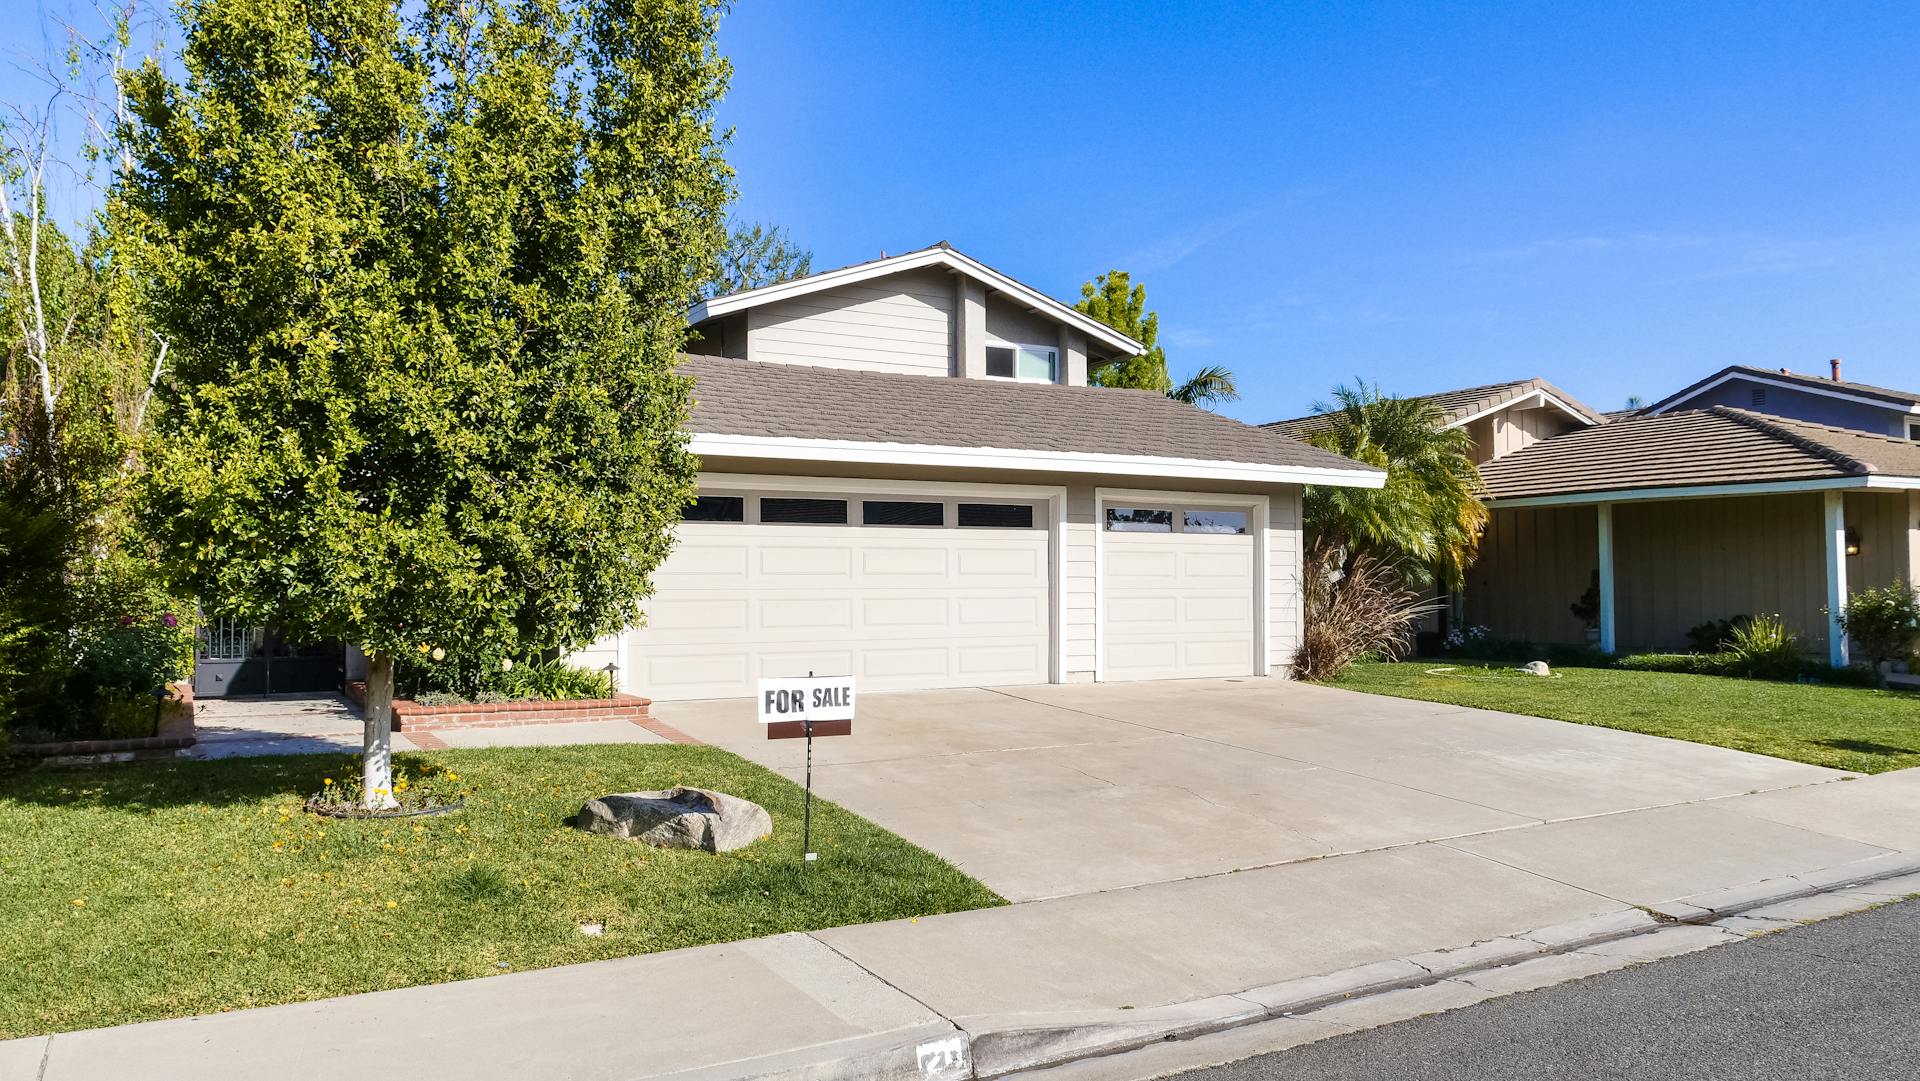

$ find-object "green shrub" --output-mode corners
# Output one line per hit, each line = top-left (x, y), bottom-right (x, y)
(398, 656), (614, 704)
(1836, 582), (1920, 673)
(1722, 614), (1801, 679)
(1443, 633), (1609, 668)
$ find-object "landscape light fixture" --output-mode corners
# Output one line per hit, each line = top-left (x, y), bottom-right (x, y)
(1845, 528), (1862, 557)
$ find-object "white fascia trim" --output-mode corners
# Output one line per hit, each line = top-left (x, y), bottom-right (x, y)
(1646, 371), (1920, 417)
(687, 248), (1147, 357)
(1485, 474), (1920, 508)
(690, 433), (1389, 489)
(1443, 388), (1599, 431)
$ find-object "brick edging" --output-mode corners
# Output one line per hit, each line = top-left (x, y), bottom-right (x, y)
(343, 682), (689, 740)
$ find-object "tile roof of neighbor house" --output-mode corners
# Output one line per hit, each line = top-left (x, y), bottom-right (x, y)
(679, 355), (1380, 476)
(1261, 377), (1606, 440)
(1647, 364), (1920, 413)
(1478, 406), (1920, 501)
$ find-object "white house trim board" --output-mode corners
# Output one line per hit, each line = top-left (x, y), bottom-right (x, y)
(1646, 371), (1920, 417)
(688, 246), (1147, 358)
(1094, 487), (1272, 682)
(1596, 502), (1616, 654)
(1445, 389), (1598, 432)
(1484, 474), (1920, 509)
(1824, 491), (1850, 668)
(689, 433), (1388, 488)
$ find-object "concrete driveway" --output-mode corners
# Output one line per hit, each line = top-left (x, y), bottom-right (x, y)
(652, 678), (1845, 901)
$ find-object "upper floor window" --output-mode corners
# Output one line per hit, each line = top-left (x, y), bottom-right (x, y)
(1909, 420), (1920, 441)
(985, 343), (1058, 383)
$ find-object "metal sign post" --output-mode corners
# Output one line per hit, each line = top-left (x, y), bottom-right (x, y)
(759, 673), (855, 872)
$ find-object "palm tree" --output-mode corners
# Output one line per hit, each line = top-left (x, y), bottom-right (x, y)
(1169, 365), (1239, 407)
(1300, 381), (1487, 591)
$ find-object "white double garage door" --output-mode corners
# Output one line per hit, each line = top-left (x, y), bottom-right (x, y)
(623, 481), (1263, 701)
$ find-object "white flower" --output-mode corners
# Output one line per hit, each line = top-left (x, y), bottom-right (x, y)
(431, 647), (446, 661)
(501, 658), (514, 671)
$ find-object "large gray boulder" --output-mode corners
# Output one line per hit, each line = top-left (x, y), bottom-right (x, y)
(576, 787), (772, 853)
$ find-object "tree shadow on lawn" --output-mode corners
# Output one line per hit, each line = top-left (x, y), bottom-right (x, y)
(1810, 738), (1920, 760)
(0, 751), (384, 812)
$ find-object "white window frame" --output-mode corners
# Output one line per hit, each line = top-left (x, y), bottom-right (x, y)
(983, 340), (1060, 385)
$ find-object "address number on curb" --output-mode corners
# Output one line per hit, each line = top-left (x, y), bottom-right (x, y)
(915, 1035), (970, 1080)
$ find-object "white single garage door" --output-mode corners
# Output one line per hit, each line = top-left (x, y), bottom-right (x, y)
(1102, 502), (1257, 681)
(627, 489), (1051, 700)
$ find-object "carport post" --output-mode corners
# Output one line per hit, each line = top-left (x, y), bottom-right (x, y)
(1824, 490), (1850, 668)
(1596, 502), (1617, 654)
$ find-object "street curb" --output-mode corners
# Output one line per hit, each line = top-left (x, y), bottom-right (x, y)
(956, 849), (1920, 1079)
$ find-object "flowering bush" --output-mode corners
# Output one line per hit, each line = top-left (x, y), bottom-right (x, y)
(1443, 624), (1490, 650)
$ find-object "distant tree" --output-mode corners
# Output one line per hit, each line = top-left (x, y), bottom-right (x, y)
(1076, 270), (1237, 408)
(123, 0), (732, 805)
(705, 220), (811, 298)
(1624, 394), (1645, 410)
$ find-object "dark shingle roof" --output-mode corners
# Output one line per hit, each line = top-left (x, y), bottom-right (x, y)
(1262, 377), (1605, 440)
(1647, 364), (1920, 413)
(1479, 406), (1920, 501)
(681, 355), (1379, 476)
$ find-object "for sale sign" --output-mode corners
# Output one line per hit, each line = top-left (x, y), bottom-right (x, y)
(759, 675), (855, 739)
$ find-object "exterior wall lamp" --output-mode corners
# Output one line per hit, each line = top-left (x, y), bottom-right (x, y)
(1844, 527), (1862, 557)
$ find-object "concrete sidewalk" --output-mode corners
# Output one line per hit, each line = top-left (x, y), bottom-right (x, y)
(12, 763), (1920, 1081)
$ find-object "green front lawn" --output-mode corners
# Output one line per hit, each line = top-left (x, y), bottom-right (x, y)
(1330, 661), (1920, 774)
(0, 745), (1001, 1038)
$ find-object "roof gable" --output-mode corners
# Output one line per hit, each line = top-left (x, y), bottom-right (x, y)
(687, 243), (1146, 358)
(1646, 365), (1920, 416)
(1263, 377), (1605, 440)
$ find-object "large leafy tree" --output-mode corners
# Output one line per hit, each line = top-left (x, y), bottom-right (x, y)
(1075, 269), (1237, 408)
(1300, 382), (1487, 591)
(121, 0), (733, 804)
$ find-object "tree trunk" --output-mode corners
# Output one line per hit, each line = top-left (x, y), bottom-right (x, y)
(362, 652), (399, 810)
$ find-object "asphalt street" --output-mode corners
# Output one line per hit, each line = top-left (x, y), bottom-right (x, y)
(1175, 897), (1920, 1081)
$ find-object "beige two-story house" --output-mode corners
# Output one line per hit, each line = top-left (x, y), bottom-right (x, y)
(570, 243), (1385, 701)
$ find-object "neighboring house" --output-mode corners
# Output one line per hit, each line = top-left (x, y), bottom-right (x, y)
(1641, 361), (1920, 441)
(1264, 377), (1607, 466)
(1263, 377), (1607, 641)
(564, 243), (1385, 701)
(1465, 407), (1920, 665)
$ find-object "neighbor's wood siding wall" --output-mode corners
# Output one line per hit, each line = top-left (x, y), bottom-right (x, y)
(746, 267), (955, 376)
(1463, 406), (1584, 465)
(1464, 505), (1599, 644)
(1465, 491), (1915, 654)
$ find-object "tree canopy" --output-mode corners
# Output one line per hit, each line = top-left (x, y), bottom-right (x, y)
(1300, 382), (1487, 591)
(120, 0), (734, 799)
(1076, 269), (1237, 408)
(705, 220), (812, 298)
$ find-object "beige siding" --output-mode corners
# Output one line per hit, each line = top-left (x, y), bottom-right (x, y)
(985, 295), (1064, 367)
(747, 267), (954, 376)
(1267, 488), (1304, 670)
(1063, 485), (1099, 681)
(1466, 491), (1915, 655)
(1488, 406), (1581, 460)
(1911, 491), (1920, 588)
(1844, 491), (1912, 594)
(1465, 505), (1598, 645)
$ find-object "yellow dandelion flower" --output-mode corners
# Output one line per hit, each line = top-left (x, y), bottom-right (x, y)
(385, 900), (398, 909)
(323, 778), (334, 786)
(71, 898), (85, 907)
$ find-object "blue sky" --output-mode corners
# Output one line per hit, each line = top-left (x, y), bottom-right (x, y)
(8, 2), (1919, 425)
(718, 1), (1920, 424)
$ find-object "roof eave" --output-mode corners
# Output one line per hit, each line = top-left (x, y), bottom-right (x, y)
(1482, 473), (1920, 508)
(688, 432), (1388, 489)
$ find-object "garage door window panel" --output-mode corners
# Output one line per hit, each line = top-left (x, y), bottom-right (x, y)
(1105, 507), (1173, 532)
(958, 502), (1036, 529)
(1183, 510), (1248, 535)
(761, 497), (848, 525)
(683, 495), (745, 522)
(863, 500), (945, 526)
